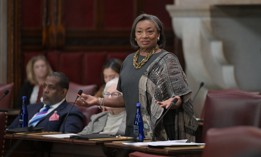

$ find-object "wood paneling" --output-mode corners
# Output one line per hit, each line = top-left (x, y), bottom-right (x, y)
(142, 0), (174, 30)
(7, 0), (22, 106)
(20, 0), (175, 51)
(64, 0), (95, 29)
(103, 0), (134, 29)
(21, 0), (42, 28)
(8, 0), (177, 105)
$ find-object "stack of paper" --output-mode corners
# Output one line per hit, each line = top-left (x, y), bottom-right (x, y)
(123, 139), (205, 147)
(42, 133), (76, 138)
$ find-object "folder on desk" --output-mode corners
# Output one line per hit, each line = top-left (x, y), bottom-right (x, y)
(70, 134), (114, 139)
(123, 140), (205, 147)
(148, 141), (205, 148)
(6, 127), (43, 133)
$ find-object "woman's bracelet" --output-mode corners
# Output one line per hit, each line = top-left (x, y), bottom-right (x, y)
(98, 97), (104, 109)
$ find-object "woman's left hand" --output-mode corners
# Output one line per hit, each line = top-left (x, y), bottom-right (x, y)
(156, 96), (182, 109)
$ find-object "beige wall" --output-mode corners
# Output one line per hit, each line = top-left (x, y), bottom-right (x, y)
(167, 0), (261, 117)
(175, 0), (261, 6)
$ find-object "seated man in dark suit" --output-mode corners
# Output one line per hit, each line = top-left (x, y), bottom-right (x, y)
(8, 72), (84, 133)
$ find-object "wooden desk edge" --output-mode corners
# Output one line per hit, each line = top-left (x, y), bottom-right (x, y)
(105, 142), (204, 155)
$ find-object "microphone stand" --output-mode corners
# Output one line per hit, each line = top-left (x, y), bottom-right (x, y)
(192, 82), (204, 103)
(0, 90), (9, 101)
(152, 98), (177, 141)
(0, 90), (10, 111)
(192, 82), (205, 120)
(62, 90), (83, 133)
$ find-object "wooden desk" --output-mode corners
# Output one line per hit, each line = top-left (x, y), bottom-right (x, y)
(6, 109), (20, 126)
(105, 141), (204, 157)
(4, 133), (110, 157)
(5, 133), (204, 157)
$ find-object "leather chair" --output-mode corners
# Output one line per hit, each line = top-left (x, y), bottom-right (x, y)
(66, 82), (97, 103)
(202, 126), (261, 157)
(66, 82), (100, 126)
(202, 89), (261, 142)
(24, 51), (129, 86)
(0, 83), (14, 109)
(76, 105), (101, 126)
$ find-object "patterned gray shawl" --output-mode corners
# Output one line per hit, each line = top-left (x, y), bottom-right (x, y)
(139, 50), (198, 141)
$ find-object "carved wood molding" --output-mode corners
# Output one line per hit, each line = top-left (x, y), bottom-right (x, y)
(7, 0), (22, 106)
(42, 0), (65, 49)
(22, 29), (174, 52)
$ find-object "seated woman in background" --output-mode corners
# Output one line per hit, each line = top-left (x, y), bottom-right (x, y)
(94, 58), (122, 97)
(18, 55), (53, 106)
(79, 78), (126, 135)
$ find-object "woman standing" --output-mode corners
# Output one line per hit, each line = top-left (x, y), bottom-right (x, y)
(77, 13), (198, 141)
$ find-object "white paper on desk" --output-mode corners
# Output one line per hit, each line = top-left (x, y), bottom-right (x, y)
(42, 133), (76, 138)
(123, 139), (205, 147)
(148, 141), (205, 147)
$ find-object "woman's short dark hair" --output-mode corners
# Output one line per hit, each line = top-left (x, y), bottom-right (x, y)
(130, 13), (166, 49)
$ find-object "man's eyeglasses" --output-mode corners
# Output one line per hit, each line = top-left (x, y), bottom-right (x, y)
(103, 92), (123, 98)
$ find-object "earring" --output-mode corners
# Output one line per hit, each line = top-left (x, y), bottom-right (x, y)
(157, 37), (160, 41)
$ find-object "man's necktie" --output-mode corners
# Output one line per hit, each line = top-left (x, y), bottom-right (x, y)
(28, 105), (50, 127)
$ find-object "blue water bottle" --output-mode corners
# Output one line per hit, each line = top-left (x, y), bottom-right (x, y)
(133, 102), (144, 142)
(19, 96), (28, 127)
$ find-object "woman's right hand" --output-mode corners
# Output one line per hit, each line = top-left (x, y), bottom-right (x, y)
(76, 93), (99, 106)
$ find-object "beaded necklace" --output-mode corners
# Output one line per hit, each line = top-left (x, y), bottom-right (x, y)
(133, 46), (158, 69)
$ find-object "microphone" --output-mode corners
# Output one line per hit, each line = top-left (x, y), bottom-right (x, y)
(63, 89), (83, 133)
(77, 90), (83, 99)
(192, 82), (204, 103)
(0, 90), (10, 111)
(152, 98), (178, 141)
(192, 82), (204, 122)
(0, 90), (9, 101)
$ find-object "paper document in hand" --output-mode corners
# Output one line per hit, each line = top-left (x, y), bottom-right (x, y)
(123, 139), (205, 147)
(42, 133), (77, 138)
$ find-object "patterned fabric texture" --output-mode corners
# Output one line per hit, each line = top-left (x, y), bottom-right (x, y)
(28, 105), (50, 127)
(139, 50), (198, 142)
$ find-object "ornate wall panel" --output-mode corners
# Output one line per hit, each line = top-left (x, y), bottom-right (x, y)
(8, 0), (177, 102)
